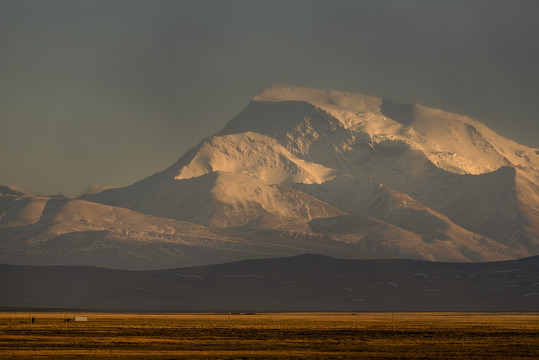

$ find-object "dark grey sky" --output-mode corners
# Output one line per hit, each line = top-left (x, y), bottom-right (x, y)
(1, 0), (538, 196)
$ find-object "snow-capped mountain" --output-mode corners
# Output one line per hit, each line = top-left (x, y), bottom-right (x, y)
(2, 85), (538, 269)
(216, 86), (539, 252)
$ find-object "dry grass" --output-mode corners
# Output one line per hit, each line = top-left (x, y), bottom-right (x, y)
(0, 312), (538, 359)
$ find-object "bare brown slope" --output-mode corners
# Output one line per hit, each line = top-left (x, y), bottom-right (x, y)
(1, 254), (538, 312)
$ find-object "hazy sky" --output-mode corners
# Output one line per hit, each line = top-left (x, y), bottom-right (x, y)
(1, 0), (538, 197)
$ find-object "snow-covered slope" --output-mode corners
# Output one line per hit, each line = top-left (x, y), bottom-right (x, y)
(175, 132), (336, 185)
(86, 171), (344, 233)
(0, 187), (275, 269)
(5, 187), (516, 269)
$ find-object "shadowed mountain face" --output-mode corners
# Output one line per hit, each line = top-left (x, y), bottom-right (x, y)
(2, 85), (539, 269)
(1, 254), (538, 312)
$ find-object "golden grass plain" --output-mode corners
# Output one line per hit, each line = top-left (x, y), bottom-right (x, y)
(0, 312), (538, 359)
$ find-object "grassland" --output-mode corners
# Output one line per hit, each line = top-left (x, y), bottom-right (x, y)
(0, 312), (538, 359)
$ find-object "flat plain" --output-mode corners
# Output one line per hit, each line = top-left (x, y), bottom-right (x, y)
(0, 312), (538, 359)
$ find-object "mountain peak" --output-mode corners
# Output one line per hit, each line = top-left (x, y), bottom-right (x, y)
(253, 84), (382, 113)
(238, 85), (539, 176)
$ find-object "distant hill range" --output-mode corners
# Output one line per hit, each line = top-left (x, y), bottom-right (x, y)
(1, 85), (538, 269)
(1, 254), (538, 312)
